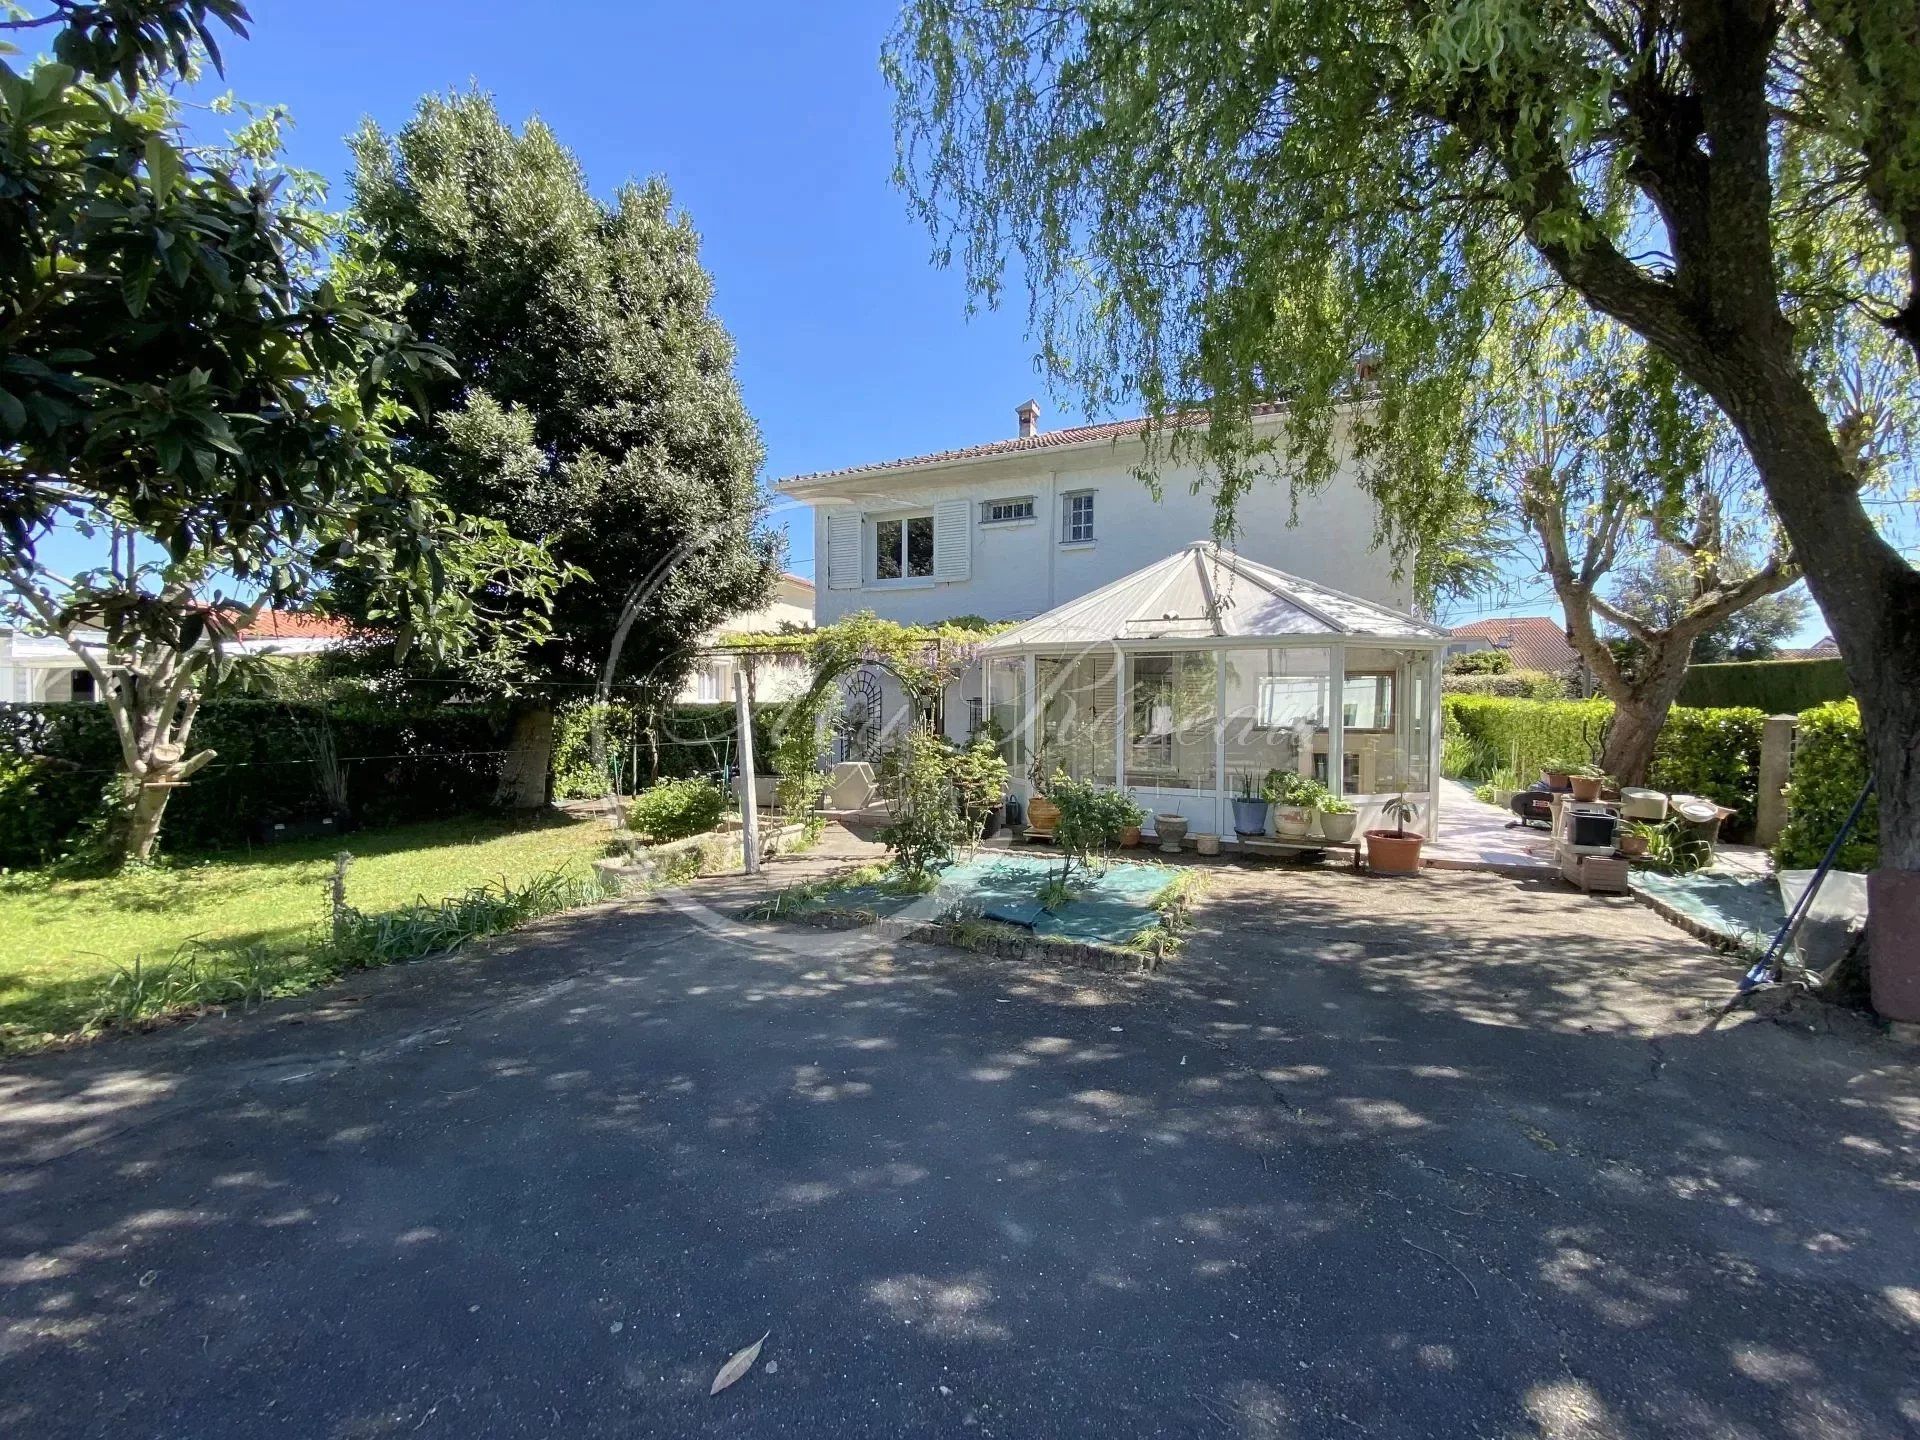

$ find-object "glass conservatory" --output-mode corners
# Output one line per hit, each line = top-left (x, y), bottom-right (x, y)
(981, 542), (1450, 841)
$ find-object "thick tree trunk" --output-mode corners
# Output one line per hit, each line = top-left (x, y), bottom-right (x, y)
(1600, 646), (1695, 789)
(493, 704), (555, 810)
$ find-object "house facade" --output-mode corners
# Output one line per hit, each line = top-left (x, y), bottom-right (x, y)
(677, 572), (816, 704)
(785, 402), (1412, 635)
(776, 403), (1450, 837)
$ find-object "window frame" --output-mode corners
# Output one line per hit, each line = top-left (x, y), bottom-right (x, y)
(873, 511), (936, 582)
(980, 496), (1036, 525)
(1061, 489), (1096, 544)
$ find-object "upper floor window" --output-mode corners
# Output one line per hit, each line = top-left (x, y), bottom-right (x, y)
(875, 514), (935, 580)
(981, 496), (1035, 525)
(1062, 490), (1096, 544)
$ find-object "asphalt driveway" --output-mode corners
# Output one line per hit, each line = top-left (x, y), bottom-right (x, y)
(2, 847), (1916, 1439)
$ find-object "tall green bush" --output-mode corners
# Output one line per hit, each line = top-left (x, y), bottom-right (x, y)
(1440, 669), (1570, 699)
(1646, 708), (1766, 833)
(1676, 658), (1849, 713)
(1776, 701), (1878, 872)
(1441, 696), (1611, 782)
(549, 700), (782, 797)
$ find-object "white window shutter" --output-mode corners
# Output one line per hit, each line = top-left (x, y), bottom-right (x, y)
(933, 498), (971, 582)
(826, 511), (861, 590)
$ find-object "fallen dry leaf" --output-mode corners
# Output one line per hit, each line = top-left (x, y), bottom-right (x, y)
(709, 1331), (769, 1396)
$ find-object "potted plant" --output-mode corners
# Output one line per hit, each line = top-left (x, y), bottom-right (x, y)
(1265, 769), (1319, 838)
(1154, 812), (1189, 853)
(1231, 771), (1273, 838)
(1315, 793), (1358, 845)
(1540, 757), (1577, 791)
(950, 735), (1011, 842)
(1116, 789), (1147, 848)
(1618, 819), (1654, 859)
(1568, 763), (1609, 803)
(1365, 795), (1425, 874)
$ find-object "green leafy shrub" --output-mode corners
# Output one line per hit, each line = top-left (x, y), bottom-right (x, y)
(949, 736), (1011, 839)
(770, 704), (829, 839)
(1646, 707), (1765, 835)
(1048, 772), (1144, 862)
(1447, 649), (1514, 675)
(627, 777), (729, 843)
(1677, 658), (1849, 713)
(876, 728), (967, 879)
(1263, 769), (1325, 805)
(1776, 700), (1878, 872)
(550, 700), (781, 796)
(1441, 669), (1570, 699)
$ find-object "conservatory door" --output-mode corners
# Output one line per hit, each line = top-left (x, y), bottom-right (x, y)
(1123, 651), (1218, 835)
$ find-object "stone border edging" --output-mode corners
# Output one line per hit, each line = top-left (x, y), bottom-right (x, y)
(777, 906), (1161, 975)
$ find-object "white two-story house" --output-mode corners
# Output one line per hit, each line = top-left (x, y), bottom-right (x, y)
(774, 400), (1449, 838)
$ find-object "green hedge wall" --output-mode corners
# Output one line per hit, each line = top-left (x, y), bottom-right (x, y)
(0, 700), (509, 867)
(1776, 700), (1877, 872)
(1676, 658), (1849, 713)
(1442, 696), (1766, 835)
(1440, 669), (1570, 699)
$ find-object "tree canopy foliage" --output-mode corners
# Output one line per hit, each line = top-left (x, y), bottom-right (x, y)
(343, 91), (779, 702)
(0, 2), (558, 860)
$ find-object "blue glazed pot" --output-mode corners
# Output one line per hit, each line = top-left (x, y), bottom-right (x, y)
(1232, 797), (1273, 837)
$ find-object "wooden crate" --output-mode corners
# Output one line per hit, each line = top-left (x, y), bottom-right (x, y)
(1559, 850), (1631, 894)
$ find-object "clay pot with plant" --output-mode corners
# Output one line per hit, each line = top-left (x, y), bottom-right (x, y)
(1540, 757), (1577, 792)
(1569, 764), (1610, 803)
(1365, 795), (1425, 875)
(1264, 768), (1320, 838)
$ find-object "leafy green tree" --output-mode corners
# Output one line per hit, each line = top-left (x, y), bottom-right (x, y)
(345, 91), (778, 804)
(1610, 553), (1810, 665)
(1475, 297), (1800, 782)
(886, 0), (1920, 917)
(0, 2), (556, 863)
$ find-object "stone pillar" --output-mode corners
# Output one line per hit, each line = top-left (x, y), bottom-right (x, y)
(1754, 714), (1796, 849)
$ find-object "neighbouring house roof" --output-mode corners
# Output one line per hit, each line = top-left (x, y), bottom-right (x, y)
(983, 541), (1446, 651)
(231, 610), (355, 642)
(775, 403), (1290, 490)
(781, 572), (815, 593)
(1788, 635), (1840, 659)
(1448, 616), (1581, 673)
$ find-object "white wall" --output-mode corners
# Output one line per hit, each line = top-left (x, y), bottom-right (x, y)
(801, 425), (1412, 629)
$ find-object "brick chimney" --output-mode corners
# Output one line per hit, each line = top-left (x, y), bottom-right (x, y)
(1016, 398), (1041, 439)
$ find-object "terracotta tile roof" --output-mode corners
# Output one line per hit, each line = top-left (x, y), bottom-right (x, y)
(777, 403), (1289, 487)
(229, 610), (355, 642)
(1790, 635), (1839, 659)
(1448, 616), (1581, 673)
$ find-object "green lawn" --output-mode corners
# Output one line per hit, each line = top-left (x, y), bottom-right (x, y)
(0, 812), (618, 1051)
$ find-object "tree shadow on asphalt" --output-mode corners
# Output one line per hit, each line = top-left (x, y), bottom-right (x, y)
(0, 860), (1916, 1439)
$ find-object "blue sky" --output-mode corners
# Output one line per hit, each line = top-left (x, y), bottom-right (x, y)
(29, 0), (1841, 642)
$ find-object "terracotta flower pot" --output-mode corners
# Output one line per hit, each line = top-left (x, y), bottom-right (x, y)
(1617, 830), (1649, 858)
(1569, 775), (1603, 802)
(1119, 824), (1142, 848)
(1365, 828), (1425, 875)
(1026, 795), (1060, 835)
(1543, 768), (1571, 791)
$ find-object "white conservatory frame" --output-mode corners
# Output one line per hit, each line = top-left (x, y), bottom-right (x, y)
(980, 542), (1451, 842)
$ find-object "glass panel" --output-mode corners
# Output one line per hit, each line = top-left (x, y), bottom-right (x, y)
(1126, 651), (1215, 790)
(1035, 651), (1118, 785)
(1343, 647), (1426, 797)
(906, 515), (935, 576)
(988, 656), (1027, 781)
(1223, 647), (1330, 794)
(875, 518), (902, 579)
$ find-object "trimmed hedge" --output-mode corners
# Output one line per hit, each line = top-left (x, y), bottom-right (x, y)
(0, 700), (509, 867)
(1676, 657), (1849, 713)
(551, 701), (784, 798)
(1776, 700), (1877, 872)
(1442, 695), (1766, 836)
